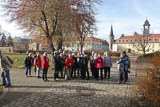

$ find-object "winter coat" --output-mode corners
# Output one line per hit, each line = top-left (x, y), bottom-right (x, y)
(94, 56), (104, 69)
(0, 56), (12, 71)
(52, 55), (61, 70)
(79, 56), (88, 69)
(72, 56), (77, 68)
(34, 56), (41, 67)
(42, 56), (49, 69)
(117, 58), (129, 71)
(76, 57), (80, 68)
(24, 56), (33, 67)
(103, 56), (112, 67)
(65, 57), (74, 69)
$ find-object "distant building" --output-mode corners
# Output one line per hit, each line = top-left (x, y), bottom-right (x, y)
(13, 37), (30, 51)
(62, 37), (109, 52)
(29, 36), (109, 52)
(113, 19), (160, 54)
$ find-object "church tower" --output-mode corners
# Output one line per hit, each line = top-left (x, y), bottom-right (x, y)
(109, 25), (114, 51)
(143, 19), (150, 35)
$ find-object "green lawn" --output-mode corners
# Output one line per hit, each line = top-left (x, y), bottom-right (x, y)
(0, 86), (3, 95)
(136, 57), (150, 62)
(6, 54), (52, 69)
(112, 57), (119, 61)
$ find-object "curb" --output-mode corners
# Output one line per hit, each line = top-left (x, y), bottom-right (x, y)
(0, 86), (8, 101)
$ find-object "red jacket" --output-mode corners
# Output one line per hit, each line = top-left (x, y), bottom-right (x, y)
(42, 56), (49, 69)
(34, 56), (41, 67)
(65, 57), (74, 69)
(94, 56), (104, 68)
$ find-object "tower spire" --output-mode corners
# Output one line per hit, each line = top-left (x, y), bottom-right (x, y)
(110, 25), (114, 37)
(109, 25), (114, 51)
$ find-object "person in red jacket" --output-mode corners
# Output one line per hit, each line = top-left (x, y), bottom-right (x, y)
(34, 52), (41, 78)
(41, 52), (49, 82)
(94, 54), (104, 80)
(65, 54), (74, 80)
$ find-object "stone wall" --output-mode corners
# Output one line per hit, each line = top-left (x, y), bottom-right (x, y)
(0, 47), (13, 53)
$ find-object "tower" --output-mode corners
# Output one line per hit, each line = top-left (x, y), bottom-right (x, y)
(143, 19), (150, 35)
(109, 25), (114, 51)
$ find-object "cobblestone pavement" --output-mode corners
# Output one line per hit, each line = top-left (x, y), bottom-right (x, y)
(0, 58), (137, 107)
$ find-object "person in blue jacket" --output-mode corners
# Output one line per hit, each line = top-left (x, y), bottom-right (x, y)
(117, 51), (130, 84)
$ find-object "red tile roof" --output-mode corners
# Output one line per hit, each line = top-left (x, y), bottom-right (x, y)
(115, 34), (160, 44)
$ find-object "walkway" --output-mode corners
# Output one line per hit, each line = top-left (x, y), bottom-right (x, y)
(0, 58), (137, 107)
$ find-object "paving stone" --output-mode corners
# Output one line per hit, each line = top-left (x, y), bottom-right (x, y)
(0, 57), (140, 107)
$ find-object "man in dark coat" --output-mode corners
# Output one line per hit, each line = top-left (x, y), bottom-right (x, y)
(52, 51), (60, 81)
(24, 53), (34, 77)
(80, 54), (89, 80)
(71, 53), (77, 78)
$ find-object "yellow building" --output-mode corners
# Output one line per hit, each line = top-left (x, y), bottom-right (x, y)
(113, 20), (160, 54)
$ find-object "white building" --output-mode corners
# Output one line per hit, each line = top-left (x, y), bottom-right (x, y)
(63, 37), (109, 52)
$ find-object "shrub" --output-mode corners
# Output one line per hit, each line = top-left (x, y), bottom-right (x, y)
(135, 55), (160, 106)
(137, 51), (160, 62)
(110, 52), (120, 57)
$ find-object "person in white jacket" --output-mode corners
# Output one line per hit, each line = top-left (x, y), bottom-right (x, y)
(0, 50), (12, 87)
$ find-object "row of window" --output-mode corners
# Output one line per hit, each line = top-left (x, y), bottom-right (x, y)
(118, 38), (159, 43)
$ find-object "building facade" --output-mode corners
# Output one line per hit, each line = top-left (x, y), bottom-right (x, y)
(29, 37), (109, 52)
(13, 37), (30, 51)
(113, 20), (160, 54)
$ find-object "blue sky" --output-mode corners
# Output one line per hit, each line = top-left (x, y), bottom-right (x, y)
(96, 0), (160, 41)
(0, 0), (160, 41)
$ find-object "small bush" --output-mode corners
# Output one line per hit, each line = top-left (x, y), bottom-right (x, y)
(110, 52), (120, 57)
(135, 55), (160, 106)
(137, 51), (160, 62)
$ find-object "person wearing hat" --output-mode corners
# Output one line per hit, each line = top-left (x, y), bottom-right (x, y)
(24, 53), (34, 77)
(0, 50), (12, 87)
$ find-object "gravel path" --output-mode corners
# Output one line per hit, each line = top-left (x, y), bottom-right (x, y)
(0, 58), (137, 107)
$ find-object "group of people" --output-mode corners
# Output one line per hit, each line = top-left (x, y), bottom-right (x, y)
(24, 50), (130, 84)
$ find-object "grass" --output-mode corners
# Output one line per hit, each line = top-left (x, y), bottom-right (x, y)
(6, 54), (52, 69)
(136, 57), (150, 63)
(0, 86), (3, 95)
(112, 57), (119, 61)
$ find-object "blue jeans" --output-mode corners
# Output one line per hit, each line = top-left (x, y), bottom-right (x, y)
(36, 67), (41, 77)
(42, 69), (48, 80)
(26, 66), (31, 76)
(1, 69), (11, 85)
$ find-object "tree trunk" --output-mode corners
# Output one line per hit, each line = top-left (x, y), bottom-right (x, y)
(80, 44), (83, 54)
(143, 49), (146, 55)
(57, 38), (62, 50)
(46, 34), (55, 53)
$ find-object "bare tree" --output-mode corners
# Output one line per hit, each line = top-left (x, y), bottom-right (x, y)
(72, 0), (98, 53)
(133, 33), (153, 54)
(2, 0), (99, 53)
